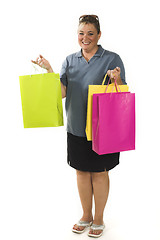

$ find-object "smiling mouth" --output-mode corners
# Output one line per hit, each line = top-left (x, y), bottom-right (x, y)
(82, 42), (90, 45)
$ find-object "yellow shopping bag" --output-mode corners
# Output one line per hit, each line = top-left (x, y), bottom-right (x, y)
(85, 73), (129, 140)
(19, 72), (64, 128)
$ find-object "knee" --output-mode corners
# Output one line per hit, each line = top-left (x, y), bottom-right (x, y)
(76, 170), (91, 179)
(91, 171), (109, 183)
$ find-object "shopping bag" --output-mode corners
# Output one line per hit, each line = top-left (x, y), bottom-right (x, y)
(85, 73), (129, 140)
(92, 81), (135, 155)
(19, 73), (64, 128)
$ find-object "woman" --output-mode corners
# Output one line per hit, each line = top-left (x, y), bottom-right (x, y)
(32, 15), (126, 238)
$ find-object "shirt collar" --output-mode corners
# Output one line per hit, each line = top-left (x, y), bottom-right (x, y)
(75, 45), (105, 58)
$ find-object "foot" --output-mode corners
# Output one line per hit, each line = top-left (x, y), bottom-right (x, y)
(72, 217), (93, 233)
(88, 222), (105, 238)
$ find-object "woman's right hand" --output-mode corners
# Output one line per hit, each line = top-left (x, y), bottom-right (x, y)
(31, 55), (53, 73)
(31, 54), (66, 98)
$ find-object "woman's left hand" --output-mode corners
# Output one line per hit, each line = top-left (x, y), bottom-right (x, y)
(107, 67), (121, 80)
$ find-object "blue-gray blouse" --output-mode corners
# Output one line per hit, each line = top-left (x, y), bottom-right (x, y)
(60, 45), (126, 137)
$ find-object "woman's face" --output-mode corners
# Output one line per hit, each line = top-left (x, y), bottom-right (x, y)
(78, 23), (101, 53)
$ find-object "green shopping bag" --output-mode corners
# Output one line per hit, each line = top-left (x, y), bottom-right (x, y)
(19, 72), (64, 128)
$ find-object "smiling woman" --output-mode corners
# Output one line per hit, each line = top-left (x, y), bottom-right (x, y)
(78, 24), (101, 61)
(78, 15), (101, 61)
(32, 14), (126, 238)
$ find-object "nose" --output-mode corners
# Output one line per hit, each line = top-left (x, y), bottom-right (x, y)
(83, 34), (88, 40)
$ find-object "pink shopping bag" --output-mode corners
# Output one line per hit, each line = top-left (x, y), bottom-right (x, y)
(92, 82), (135, 155)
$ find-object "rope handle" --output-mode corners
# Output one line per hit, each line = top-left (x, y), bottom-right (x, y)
(102, 73), (108, 85)
(102, 73), (121, 93)
(30, 63), (47, 77)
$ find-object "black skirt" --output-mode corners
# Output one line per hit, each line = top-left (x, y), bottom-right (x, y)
(67, 132), (120, 172)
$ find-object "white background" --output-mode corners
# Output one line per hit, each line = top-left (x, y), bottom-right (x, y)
(0, 0), (160, 239)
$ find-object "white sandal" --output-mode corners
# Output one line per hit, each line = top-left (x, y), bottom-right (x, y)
(88, 223), (105, 238)
(72, 220), (92, 234)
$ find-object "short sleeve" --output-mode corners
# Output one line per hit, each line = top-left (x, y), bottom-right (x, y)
(60, 58), (68, 87)
(109, 54), (127, 85)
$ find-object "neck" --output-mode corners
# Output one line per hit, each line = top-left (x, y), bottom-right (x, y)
(82, 45), (99, 62)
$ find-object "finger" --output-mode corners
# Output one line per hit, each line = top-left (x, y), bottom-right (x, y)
(112, 68), (118, 73)
(39, 61), (44, 67)
(107, 70), (111, 77)
(31, 60), (39, 66)
(111, 70), (114, 78)
(107, 70), (114, 78)
(35, 56), (40, 64)
(116, 67), (121, 72)
(38, 58), (43, 65)
(38, 58), (42, 63)
(39, 60), (46, 69)
(39, 54), (44, 59)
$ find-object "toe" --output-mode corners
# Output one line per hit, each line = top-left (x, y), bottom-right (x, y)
(79, 226), (85, 231)
(73, 224), (84, 231)
(89, 229), (102, 235)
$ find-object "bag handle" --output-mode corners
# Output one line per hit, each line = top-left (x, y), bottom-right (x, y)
(102, 73), (108, 85)
(30, 63), (47, 77)
(105, 76), (122, 93)
(102, 72), (122, 93)
(102, 72), (121, 92)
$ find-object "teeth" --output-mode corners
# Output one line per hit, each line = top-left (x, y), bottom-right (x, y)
(83, 42), (90, 45)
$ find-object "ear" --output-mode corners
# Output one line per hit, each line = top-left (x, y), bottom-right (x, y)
(98, 31), (101, 40)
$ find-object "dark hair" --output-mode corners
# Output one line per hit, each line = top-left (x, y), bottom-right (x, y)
(79, 15), (101, 34)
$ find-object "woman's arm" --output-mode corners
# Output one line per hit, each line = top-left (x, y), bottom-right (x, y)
(60, 83), (66, 98)
(47, 64), (66, 98)
(31, 55), (66, 98)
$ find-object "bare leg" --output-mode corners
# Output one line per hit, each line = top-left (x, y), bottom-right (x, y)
(89, 171), (110, 235)
(73, 170), (93, 231)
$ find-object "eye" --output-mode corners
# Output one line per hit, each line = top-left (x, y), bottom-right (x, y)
(79, 32), (84, 35)
(89, 33), (94, 36)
